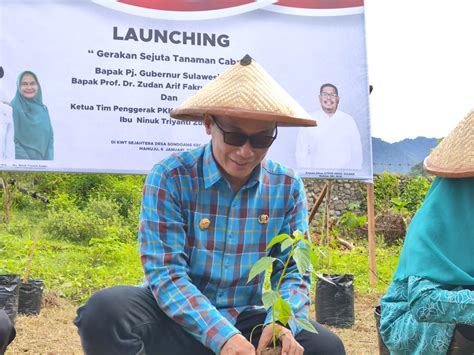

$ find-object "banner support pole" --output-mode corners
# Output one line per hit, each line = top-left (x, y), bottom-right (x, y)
(367, 182), (377, 286)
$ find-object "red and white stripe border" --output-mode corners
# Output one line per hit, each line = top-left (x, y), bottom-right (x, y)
(91, 0), (278, 20)
(264, 3), (364, 16)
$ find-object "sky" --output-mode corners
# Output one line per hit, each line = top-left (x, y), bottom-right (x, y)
(364, 0), (474, 143)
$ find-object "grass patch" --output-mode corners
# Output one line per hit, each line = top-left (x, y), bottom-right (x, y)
(1, 230), (400, 305)
(0, 232), (143, 304)
(321, 245), (401, 294)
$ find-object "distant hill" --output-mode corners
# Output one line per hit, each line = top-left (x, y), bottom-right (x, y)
(372, 136), (439, 174)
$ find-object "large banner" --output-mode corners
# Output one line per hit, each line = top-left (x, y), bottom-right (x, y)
(0, 0), (372, 180)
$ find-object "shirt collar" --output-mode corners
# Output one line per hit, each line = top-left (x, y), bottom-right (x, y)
(203, 142), (222, 189)
(202, 142), (263, 190)
(250, 161), (264, 189)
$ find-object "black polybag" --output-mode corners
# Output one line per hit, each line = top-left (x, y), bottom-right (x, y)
(19, 280), (44, 315)
(374, 305), (390, 355)
(315, 273), (354, 328)
(0, 274), (20, 325)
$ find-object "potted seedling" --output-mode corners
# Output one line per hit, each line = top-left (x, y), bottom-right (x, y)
(18, 230), (44, 315)
(314, 247), (354, 327)
(247, 230), (321, 355)
(312, 186), (355, 329)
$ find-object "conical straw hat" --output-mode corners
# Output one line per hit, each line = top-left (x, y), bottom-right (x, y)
(423, 110), (474, 177)
(170, 55), (316, 127)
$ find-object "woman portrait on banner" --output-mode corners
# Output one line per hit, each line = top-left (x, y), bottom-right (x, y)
(11, 70), (54, 160)
(379, 111), (474, 354)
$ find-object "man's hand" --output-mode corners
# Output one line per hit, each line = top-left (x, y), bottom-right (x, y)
(256, 324), (304, 355)
(221, 334), (256, 355)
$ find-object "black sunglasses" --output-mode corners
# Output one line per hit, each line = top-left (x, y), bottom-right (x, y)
(213, 117), (277, 149)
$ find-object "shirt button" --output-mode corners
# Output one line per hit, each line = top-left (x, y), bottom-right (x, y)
(228, 234), (232, 239)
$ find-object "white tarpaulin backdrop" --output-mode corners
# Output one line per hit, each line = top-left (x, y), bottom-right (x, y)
(0, 0), (372, 180)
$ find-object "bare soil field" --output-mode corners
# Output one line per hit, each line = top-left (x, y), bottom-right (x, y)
(6, 291), (383, 354)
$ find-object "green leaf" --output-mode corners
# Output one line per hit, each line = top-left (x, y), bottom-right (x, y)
(300, 238), (314, 248)
(280, 238), (293, 252)
(262, 290), (279, 309)
(266, 233), (291, 251)
(308, 248), (319, 270)
(293, 248), (311, 276)
(247, 256), (276, 283)
(296, 318), (318, 333)
(292, 230), (305, 242)
(273, 296), (292, 326)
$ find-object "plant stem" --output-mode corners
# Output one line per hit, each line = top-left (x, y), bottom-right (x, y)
(272, 307), (277, 349)
(23, 230), (40, 283)
(275, 243), (294, 294)
(270, 242), (295, 348)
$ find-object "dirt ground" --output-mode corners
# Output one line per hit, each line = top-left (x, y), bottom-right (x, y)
(6, 291), (383, 354)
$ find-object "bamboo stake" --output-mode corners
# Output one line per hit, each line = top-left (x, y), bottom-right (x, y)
(23, 230), (40, 283)
(308, 183), (328, 225)
(325, 181), (332, 244)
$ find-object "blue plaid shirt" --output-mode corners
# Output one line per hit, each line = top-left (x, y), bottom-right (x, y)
(139, 142), (310, 353)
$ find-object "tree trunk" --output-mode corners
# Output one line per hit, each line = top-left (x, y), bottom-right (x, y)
(0, 175), (14, 224)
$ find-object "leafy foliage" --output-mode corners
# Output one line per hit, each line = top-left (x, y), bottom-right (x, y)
(1, 172), (143, 218)
(335, 211), (367, 239)
(399, 176), (431, 213)
(373, 173), (432, 217)
(247, 231), (319, 348)
(373, 172), (400, 213)
(43, 196), (135, 243)
(389, 197), (410, 216)
(0, 173), (143, 243)
(345, 174), (432, 245)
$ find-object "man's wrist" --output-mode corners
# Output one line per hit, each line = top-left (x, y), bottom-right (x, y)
(216, 329), (241, 354)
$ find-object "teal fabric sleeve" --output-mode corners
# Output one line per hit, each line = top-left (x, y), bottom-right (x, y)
(381, 277), (474, 355)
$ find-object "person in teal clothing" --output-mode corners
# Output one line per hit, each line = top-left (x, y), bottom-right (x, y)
(11, 70), (54, 160)
(380, 110), (474, 354)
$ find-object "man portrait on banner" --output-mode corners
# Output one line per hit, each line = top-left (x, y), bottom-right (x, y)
(74, 55), (346, 355)
(295, 83), (363, 170)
